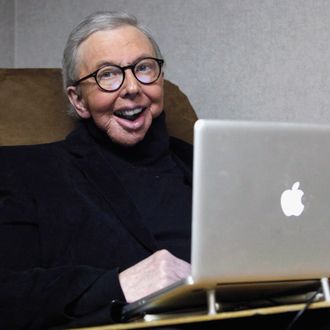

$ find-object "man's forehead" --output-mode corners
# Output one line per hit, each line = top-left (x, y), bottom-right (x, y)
(82, 26), (152, 51)
(76, 27), (155, 73)
(80, 27), (153, 58)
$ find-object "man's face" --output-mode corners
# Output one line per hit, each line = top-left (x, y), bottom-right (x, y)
(67, 25), (164, 146)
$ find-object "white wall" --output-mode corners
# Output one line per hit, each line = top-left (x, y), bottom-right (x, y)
(3, 0), (330, 123)
(0, 0), (15, 66)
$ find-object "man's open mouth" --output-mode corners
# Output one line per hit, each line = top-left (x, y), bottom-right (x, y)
(114, 107), (146, 121)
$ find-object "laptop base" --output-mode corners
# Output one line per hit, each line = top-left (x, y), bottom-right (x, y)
(122, 279), (324, 321)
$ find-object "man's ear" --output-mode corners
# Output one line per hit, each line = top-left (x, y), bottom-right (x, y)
(66, 86), (91, 119)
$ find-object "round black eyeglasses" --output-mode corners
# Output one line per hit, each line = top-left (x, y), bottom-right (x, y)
(71, 57), (164, 92)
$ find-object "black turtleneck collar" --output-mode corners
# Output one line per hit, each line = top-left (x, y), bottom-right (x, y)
(84, 112), (171, 167)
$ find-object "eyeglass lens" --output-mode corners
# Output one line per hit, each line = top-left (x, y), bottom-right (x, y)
(96, 58), (161, 91)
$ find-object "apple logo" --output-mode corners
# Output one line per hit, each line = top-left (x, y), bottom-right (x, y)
(280, 182), (305, 217)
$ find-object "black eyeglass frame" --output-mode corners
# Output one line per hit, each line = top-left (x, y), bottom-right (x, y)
(71, 57), (164, 92)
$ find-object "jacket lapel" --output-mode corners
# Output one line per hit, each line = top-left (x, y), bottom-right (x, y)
(64, 126), (159, 253)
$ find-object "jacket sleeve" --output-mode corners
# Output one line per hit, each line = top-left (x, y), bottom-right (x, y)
(0, 189), (126, 330)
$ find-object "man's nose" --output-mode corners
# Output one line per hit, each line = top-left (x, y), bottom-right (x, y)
(120, 70), (141, 97)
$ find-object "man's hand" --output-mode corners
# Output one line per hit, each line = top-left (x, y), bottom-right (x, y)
(119, 249), (191, 303)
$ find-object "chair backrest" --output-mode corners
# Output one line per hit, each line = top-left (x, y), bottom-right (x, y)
(0, 69), (197, 146)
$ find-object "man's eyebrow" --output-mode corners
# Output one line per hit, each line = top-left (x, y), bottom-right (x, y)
(128, 54), (156, 64)
(94, 60), (115, 69)
(94, 55), (156, 69)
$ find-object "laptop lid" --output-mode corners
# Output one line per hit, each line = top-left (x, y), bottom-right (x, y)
(192, 119), (330, 285)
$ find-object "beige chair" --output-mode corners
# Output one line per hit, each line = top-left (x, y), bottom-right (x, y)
(0, 69), (197, 146)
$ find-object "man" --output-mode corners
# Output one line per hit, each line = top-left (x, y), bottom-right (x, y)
(0, 11), (192, 329)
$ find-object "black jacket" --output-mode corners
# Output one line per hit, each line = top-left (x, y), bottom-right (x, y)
(0, 120), (193, 329)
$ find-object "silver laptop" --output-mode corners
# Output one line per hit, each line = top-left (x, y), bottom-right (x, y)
(122, 119), (330, 320)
